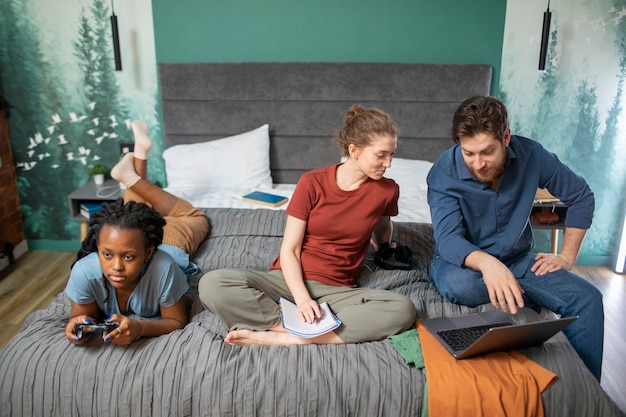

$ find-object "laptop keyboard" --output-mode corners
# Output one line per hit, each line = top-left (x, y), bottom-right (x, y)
(437, 321), (513, 351)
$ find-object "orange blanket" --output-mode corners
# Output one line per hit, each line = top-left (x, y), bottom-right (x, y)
(417, 320), (557, 417)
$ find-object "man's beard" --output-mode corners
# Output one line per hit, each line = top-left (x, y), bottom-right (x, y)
(468, 158), (506, 183)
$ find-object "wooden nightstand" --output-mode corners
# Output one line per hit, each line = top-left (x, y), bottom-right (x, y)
(531, 189), (568, 254)
(67, 179), (124, 241)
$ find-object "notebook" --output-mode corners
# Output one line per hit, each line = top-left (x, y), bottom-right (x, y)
(421, 310), (577, 359)
(278, 297), (341, 338)
(242, 191), (289, 208)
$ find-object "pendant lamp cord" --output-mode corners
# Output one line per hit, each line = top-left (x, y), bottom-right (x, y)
(110, 0), (122, 71)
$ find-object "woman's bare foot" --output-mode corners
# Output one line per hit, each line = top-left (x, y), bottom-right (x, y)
(225, 329), (299, 346)
(224, 328), (344, 346)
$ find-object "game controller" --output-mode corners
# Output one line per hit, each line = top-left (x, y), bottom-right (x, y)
(75, 322), (120, 339)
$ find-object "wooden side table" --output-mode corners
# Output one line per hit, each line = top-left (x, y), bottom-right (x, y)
(67, 179), (124, 241)
(531, 189), (568, 254)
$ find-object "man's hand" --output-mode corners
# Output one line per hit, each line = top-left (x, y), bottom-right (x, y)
(466, 251), (525, 314)
(532, 252), (573, 275)
(532, 226), (585, 275)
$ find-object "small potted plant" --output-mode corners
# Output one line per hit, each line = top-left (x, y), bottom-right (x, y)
(87, 163), (108, 185)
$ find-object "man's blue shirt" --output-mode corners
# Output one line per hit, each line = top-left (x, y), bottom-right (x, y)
(427, 135), (594, 268)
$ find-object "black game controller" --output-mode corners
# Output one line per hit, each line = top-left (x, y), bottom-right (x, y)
(75, 322), (120, 339)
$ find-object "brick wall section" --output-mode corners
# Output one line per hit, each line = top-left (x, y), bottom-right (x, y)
(0, 91), (26, 249)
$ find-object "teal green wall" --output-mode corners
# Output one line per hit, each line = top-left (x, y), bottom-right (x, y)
(0, 0), (161, 254)
(0, 0), (505, 253)
(499, 0), (626, 267)
(6, 0), (618, 266)
(152, 0), (505, 94)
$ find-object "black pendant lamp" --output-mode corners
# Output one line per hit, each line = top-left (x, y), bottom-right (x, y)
(111, 0), (122, 71)
(538, 0), (551, 71)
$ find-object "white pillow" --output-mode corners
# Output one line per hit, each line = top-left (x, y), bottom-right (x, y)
(339, 156), (433, 194)
(384, 157), (434, 223)
(338, 156), (433, 222)
(384, 157), (433, 197)
(163, 125), (272, 189)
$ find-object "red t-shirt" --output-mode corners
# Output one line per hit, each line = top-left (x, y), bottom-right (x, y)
(270, 163), (399, 287)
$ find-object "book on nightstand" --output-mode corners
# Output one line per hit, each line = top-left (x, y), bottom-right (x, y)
(242, 191), (289, 208)
(534, 188), (560, 203)
(80, 202), (103, 219)
(278, 297), (341, 338)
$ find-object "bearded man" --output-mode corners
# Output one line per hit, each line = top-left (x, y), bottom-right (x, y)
(426, 95), (603, 381)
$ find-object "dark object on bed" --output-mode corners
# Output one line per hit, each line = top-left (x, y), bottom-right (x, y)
(374, 242), (413, 270)
(0, 63), (623, 417)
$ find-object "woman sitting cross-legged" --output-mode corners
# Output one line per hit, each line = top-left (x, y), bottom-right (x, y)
(198, 104), (416, 346)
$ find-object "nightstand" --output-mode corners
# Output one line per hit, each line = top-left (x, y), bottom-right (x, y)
(531, 189), (568, 254)
(67, 179), (124, 240)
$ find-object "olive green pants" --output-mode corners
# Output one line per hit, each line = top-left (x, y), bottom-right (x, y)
(198, 268), (416, 343)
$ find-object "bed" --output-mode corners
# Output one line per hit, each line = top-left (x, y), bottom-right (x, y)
(1, 63), (623, 417)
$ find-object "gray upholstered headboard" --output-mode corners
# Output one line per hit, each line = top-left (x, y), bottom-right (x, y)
(158, 63), (492, 184)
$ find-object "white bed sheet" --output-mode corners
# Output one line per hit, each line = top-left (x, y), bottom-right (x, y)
(165, 183), (432, 223)
(165, 184), (297, 211)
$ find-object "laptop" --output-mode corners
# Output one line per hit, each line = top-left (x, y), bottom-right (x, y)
(421, 310), (578, 359)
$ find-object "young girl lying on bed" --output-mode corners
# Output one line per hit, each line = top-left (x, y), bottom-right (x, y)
(199, 104), (416, 346)
(64, 121), (210, 345)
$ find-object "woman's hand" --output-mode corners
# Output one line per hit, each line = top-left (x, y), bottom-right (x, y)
(105, 314), (141, 345)
(297, 299), (322, 324)
(65, 314), (95, 345)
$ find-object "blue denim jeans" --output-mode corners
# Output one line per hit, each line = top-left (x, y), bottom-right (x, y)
(429, 253), (604, 381)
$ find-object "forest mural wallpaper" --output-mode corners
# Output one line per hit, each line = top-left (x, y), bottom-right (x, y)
(0, 0), (624, 264)
(0, 0), (162, 244)
(500, 0), (626, 263)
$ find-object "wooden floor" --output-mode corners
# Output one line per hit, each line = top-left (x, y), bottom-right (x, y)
(0, 251), (74, 348)
(0, 251), (624, 412)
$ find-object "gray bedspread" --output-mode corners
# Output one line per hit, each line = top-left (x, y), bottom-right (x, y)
(0, 208), (623, 417)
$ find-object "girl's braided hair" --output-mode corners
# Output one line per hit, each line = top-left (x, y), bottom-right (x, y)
(72, 198), (166, 268)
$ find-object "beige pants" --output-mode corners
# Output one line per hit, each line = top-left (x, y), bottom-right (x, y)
(162, 199), (210, 255)
(199, 268), (416, 343)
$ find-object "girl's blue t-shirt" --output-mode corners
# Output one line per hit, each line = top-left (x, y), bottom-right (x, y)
(65, 247), (189, 318)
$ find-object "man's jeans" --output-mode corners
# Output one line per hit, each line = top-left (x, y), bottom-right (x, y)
(429, 253), (604, 381)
